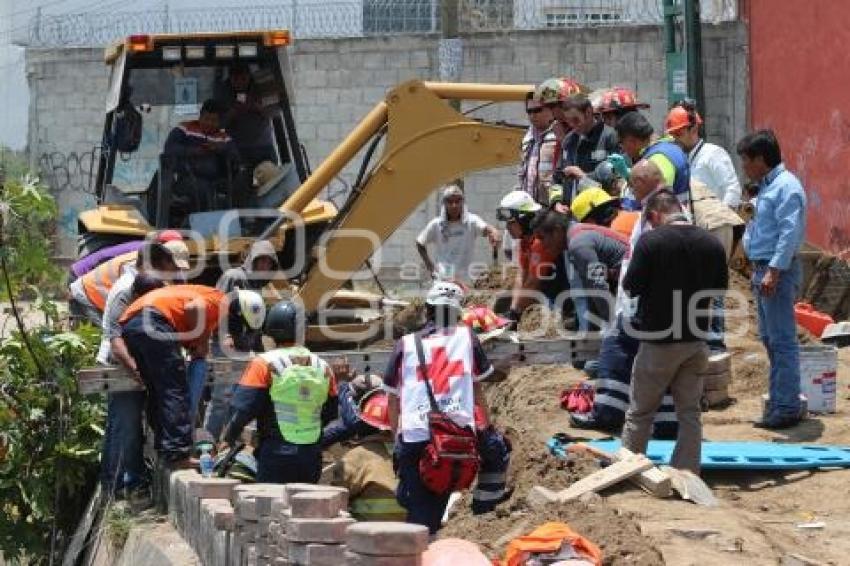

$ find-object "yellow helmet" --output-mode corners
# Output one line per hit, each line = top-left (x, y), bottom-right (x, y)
(570, 187), (617, 222)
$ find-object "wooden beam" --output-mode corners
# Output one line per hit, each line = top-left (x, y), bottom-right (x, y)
(568, 443), (671, 498)
(528, 453), (653, 505)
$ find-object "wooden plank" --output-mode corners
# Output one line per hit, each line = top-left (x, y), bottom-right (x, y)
(529, 453), (653, 505)
(568, 443), (671, 498)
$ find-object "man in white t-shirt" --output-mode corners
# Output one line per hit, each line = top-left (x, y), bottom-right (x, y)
(416, 185), (501, 283)
(666, 101), (742, 207)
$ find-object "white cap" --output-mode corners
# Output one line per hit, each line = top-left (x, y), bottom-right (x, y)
(499, 190), (542, 214)
(162, 239), (190, 270)
(425, 280), (465, 310)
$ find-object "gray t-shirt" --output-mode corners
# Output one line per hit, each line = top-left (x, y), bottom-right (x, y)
(567, 227), (627, 327)
(96, 267), (137, 364)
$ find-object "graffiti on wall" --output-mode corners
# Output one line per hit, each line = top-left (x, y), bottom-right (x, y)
(37, 148), (100, 195)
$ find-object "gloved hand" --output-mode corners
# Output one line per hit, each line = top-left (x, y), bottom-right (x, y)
(548, 184), (564, 207)
(607, 153), (631, 181)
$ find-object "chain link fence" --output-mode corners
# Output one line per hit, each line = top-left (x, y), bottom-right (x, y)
(22, 0), (738, 48)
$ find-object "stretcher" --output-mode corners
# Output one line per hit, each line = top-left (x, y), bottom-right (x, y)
(76, 335), (602, 395)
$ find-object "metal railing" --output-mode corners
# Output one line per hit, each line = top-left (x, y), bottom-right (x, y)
(21, 0), (738, 48)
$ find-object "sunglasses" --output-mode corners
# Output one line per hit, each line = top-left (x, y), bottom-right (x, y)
(526, 107), (544, 115)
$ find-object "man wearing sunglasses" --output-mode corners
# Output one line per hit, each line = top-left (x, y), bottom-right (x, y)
(518, 93), (558, 206)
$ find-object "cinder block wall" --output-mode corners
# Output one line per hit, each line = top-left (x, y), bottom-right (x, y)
(26, 23), (748, 265)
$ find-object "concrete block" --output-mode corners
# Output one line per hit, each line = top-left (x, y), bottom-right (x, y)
(188, 477), (240, 500)
(168, 470), (197, 531)
(286, 517), (356, 544)
(287, 542), (345, 566)
(229, 531), (243, 566)
(362, 52), (386, 70)
(345, 522), (429, 556)
(245, 544), (257, 566)
(344, 552), (423, 566)
(283, 485), (349, 507)
(585, 43), (611, 64)
(289, 492), (344, 519)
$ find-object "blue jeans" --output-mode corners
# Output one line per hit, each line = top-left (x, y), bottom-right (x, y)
(187, 358), (207, 427)
(753, 260), (802, 418)
(100, 391), (146, 493)
(707, 295), (726, 351)
(395, 441), (450, 534)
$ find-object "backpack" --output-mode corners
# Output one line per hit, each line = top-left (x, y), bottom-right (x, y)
(413, 333), (480, 495)
(111, 101), (143, 153)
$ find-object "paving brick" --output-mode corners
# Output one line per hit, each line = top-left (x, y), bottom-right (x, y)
(286, 517), (356, 544)
(283, 484), (349, 508)
(289, 492), (344, 519)
(287, 542), (345, 566)
(344, 551), (423, 566)
(345, 522), (429, 556)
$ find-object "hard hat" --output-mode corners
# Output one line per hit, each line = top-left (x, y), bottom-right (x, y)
(264, 300), (301, 342)
(425, 280), (465, 310)
(590, 160), (619, 193)
(156, 229), (183, 243)
(591, 86), (650, 114)
(571, 187), (618, 222)
(359, 389), (391, 431)
(235, 290), (266, 330)
(534, 77), (586, 105)
(162, 239), (191, 270)
(665, 105), (703, 134)
(496, 190), (542, 221)
(461, 306), (510, 342)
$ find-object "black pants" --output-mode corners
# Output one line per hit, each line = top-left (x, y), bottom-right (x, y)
(256, 440), (322, 484)
(122, 311), (193, 462)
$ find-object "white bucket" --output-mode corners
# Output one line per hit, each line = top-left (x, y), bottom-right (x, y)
(799, 345), (838, 413)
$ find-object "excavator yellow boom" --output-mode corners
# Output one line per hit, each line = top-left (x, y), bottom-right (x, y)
(275, 80), (533, 312)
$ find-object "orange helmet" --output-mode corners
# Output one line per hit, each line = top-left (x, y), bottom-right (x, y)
(359, 389), (391, 431)
(462, 306), (510, 342)
(534, 77), (587, 105)
(665, 105), (703, 134)
(590, 87), (650, 115)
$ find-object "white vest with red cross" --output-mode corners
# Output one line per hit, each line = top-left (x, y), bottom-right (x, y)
(398, 326), (476, 443)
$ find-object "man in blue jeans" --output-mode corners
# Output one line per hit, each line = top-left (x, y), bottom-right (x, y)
(738, 129), (807, 429)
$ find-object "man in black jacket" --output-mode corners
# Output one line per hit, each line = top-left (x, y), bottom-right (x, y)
(621, 190), (727, 474)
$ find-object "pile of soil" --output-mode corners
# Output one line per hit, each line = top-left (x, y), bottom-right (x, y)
(472, 265), (517, 290)
(517, 304), (565, 338)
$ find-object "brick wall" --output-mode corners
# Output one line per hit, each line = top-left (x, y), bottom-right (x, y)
(27, 23), (748, 264)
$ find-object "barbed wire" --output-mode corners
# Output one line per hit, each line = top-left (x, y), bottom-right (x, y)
(18, 0), (738, 48)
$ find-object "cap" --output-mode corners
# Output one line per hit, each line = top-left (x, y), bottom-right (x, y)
(162, 239), (190, 270)
(665, 106), (703, 134)
(156, 229), (183, 243)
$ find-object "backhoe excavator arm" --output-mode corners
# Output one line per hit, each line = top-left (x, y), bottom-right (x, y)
(262, 80), (533, 312)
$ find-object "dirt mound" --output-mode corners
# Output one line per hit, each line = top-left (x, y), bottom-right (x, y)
(473, 265), (517, 290)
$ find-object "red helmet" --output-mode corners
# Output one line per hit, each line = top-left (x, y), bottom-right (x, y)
(156, 229), (184, 243)
(359, 389), (391, 431)
(462, 306), (510, 342)
(534, 76), (588, 105)
(590, 87), (650, 114)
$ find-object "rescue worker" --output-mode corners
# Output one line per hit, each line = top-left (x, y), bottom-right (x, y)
(218, 300), (339, 483)
(119, 285), (265, 465)
(321, 374), (385, 448)
(558, 94), (620, 203)
(416, 185), (501, 283)
(328, 390), (408, 521)
(383, 280), (504, 534)
(589, 86), (651, 128)
(204, 239), (282, 440)
(615, 111), (691, 214)
(518, 92), (559, 206)
(495, 190), (563, 329)
(69, 236), (189, 326)
(534, 77), (586, 150)
(570, 185), (640, 240)
(666, 100), (742, 207)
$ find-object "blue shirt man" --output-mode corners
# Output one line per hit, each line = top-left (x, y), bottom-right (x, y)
(738, 129), (807, 429)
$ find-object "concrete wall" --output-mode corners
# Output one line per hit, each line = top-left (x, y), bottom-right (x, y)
(27, 23), (748, 266)
(747, 1), (850, 255)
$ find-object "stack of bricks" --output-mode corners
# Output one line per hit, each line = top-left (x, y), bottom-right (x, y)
(283, 484), (353, 566)
(345, 522), (429, 566)
(231, 483), (289, 566)
(701, 351), (733, 408)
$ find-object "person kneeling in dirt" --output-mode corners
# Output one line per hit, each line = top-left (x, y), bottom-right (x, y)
(621, 190), (727, 474)
(321, 374), (386, 447)
(218, 300), (340, 483)
(383, 281), (508, 535)
(327, 389), (408, 521)
(496, 190), (566, 329)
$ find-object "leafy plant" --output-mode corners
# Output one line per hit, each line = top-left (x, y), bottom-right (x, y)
(0, 170), (104, 563)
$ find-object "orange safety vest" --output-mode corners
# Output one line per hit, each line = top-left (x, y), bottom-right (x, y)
(610, 211), (640, 240)
(502, 522), (602, 566)
(81, 251), (138, 311)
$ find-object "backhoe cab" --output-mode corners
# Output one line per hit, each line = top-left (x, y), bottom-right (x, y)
(81, 30), (336, 274)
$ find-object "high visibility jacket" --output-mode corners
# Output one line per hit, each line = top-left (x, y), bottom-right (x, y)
(610, 211), (640, 239)
(81, 251), (137, 311)
(264, 348), (330, 445)
(333, 439), (406, 521)
(642, 139), (691, 203)
(119, 284), (224, 343)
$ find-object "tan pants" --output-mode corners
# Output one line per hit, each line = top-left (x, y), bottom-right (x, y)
(622, 341), (709, 474)
(709, 224), (734, 259)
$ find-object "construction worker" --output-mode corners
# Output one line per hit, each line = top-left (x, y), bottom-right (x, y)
(738, 129), (807, 429)
(590, 86), (651, 128)
(328, 390), (407, 521)
(383, 280), (503, 534)
(69, 236), (189, 326)
(534, 77), (584, 144)
(203, 239), (282, 440)
(119, 285), (265, 466)
(666, 100), (742, 207)
(416, 185), (501, 284)
(495, 190), (563, 328)
(570, 185), (640, 240)
(558, 94), (620, 204)
(621, 189), (728, 474)
(218, 300), (339, 483)
(219, 64), (277, 170)
(321, 374), (385, 447)
(518, 92), (559, 206)
(615, 111), (691, 214)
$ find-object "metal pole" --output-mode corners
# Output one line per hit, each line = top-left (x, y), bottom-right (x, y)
(684, 0), (706, 128)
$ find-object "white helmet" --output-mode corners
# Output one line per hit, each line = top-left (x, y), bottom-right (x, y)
(236, 290), (266, 330)
(426, 280), (465, 310)
(497, 190), (542, 221)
